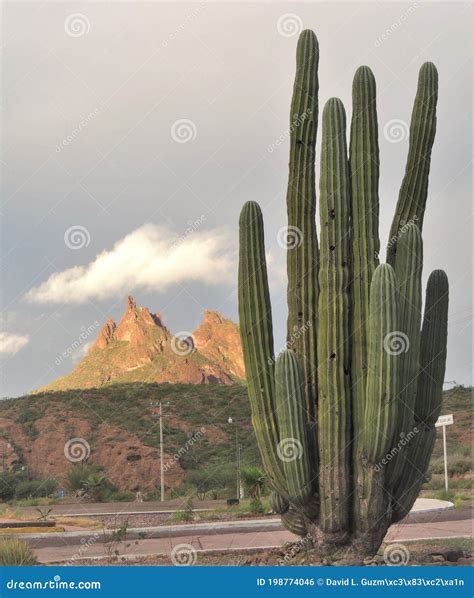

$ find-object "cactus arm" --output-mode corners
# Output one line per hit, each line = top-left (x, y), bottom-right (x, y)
(363, 264), (399, 462)
(238, 200), (286, 495)
(392, 269), (449, 521)
(349, 66), (380, 425)
(387, 62), (438, 265)
(281, 509), (308, 537)
(270, 491), (289, 515)
(386, 223), (423, 488)
(353, 264), (399, 549)
(349, 66), (381, 530)
(286, 29), (319, 420)
(317, 98), (351, 540)
(275, 350), (314, 511)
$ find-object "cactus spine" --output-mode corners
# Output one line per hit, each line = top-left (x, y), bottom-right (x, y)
(238, 30), (448, 557)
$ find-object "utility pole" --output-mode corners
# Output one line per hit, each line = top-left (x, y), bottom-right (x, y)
(150, 402), (168, 502)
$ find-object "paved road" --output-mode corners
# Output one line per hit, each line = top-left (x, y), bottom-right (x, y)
(34, 517), (472, 563)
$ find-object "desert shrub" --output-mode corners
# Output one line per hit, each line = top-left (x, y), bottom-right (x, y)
(448, 460), (472, 476)
(0, 538), (37, 565)
(14, 478), (57, 500)
(186, 468), (233, 500)
(435, 489), (456, 502)
(66, 464), (102, 492)
(0, 472), (19, 502)
(249, 497), (265, 514)
(0, 471), (57, 502)
(173, 499), (194, 522)
(451, 478), (473, 489)
(84, 473), (117, 502)
(66, 465), (117, 502)
(241, 467), (266, 498)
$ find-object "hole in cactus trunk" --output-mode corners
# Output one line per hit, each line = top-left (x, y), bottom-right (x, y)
(329, 209), (336, 219)
(329, 245), (335, 251)
(329, 352), (336, 360)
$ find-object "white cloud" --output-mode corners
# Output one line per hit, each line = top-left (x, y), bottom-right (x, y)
(0, 332), (30, 355)
(26, 224), (236, 304)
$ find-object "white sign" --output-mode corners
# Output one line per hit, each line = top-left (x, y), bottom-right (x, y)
(435, 414), (453, 428)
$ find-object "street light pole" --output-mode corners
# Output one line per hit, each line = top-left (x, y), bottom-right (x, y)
(228, 417), (240, 501)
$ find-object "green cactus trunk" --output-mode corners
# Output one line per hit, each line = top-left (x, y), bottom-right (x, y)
(286, 29), (319, 421)
(238, 30), (447, 559)
(317, 98), (351, 544)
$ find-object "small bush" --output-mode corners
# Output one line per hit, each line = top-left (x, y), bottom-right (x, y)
(66, 464), (102, 493)
(15, 478), (57, 500)
(249, 497), (265, 514)
(0, 538), (37, 565)
(449, 460), (472, 476)
(173, 499), (194, 522)
(435, 489), (456, 502)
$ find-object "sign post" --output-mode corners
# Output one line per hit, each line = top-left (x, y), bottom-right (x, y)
(435, 414), (454, 491)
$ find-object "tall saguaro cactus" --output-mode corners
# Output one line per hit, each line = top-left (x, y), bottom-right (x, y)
(238, 29), (448, 557)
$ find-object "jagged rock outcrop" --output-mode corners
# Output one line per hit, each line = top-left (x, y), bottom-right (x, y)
(40, 296), (244, 391)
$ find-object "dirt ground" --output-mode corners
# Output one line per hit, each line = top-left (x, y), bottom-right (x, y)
(62, 540), (473, 567)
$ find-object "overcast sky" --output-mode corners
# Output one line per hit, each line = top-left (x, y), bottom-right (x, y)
(1, 1), (471, 397)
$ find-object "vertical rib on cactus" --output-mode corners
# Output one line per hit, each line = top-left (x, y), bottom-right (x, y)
(317, 98), (351, 541)
(238, 200), (286, 495)
(387, 62), (438, 265)
(275, 350), (313, 511)
(392, 270), (448, 520)
(386, 223), (423, 488)
(286, 29), (319, 420)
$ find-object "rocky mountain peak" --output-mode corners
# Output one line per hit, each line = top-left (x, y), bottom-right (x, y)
(40, 297), (245, 392)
